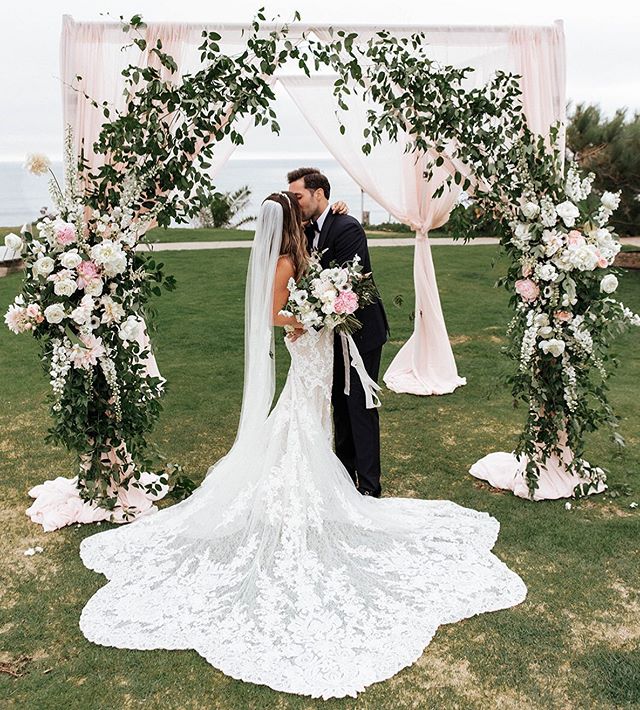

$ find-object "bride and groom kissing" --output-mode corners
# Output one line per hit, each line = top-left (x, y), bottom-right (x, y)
(77, 166), (526, 700)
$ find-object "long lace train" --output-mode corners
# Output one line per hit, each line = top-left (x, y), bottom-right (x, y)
(79, 327), (526, 699)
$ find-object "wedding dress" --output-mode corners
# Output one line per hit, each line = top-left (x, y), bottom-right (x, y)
(79, 200), (527, 699)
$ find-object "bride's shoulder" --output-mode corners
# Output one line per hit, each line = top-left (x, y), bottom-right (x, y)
(276, 255), (295, 280)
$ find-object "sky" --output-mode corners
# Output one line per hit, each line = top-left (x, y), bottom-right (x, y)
(1, 0), (639, 161)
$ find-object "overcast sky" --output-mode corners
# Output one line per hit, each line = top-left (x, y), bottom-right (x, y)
(1, 0), (639, 161)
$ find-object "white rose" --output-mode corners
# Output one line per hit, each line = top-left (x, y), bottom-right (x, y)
(44, 303), (66, 324)
(84, 280), (104, 297)
(59, 249), (82, 269)
(514, 222), (531, 240)
(555, 200), (580, 228)
(33, 256), (55, 277)
(600, 274), (619, 294)
(101, 254), (127, 277)
(539, 338), (565, 357)
(601, 191), (620, 211)
(534, 313), (550, 328)
(119, 315), (144, 342)
(53, 278), (78, 297)
(521, 201), (540, 219)
(567, 244), (599, 272)
(4, 232), (23, 253)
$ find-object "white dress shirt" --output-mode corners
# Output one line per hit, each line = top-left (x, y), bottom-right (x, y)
(312, 204), (332, 249)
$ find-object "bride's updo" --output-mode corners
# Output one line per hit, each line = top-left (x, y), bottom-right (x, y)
(263, 191), (308, 280)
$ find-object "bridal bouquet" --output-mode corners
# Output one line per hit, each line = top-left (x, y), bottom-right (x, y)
(279, 251), (380, 335)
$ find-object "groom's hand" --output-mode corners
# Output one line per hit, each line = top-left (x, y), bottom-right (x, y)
(331, 201), (349, 215)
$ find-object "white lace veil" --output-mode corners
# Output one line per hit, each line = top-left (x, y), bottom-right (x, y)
(235, 198), (284, 441)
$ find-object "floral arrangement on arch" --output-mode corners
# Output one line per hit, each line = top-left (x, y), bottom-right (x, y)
(451, 128), (640, 495)
(4, 129), (181, 520)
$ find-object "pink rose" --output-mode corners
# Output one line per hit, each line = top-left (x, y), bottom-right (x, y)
(595, 250), (608, 268)
(334, 290), (359, 315)
(54, 222), (77, 246)
(554, 310), (572, 322)
(515, 278), (540, 302)
(522, 264), (533, 278)
(567, 230), (585, 248)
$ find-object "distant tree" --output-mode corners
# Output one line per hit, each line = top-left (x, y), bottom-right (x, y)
(196, 186), (255, 229)
(566, 104), (640, 235)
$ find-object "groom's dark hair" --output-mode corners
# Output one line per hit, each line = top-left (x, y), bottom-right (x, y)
(287, 167), (331, 199)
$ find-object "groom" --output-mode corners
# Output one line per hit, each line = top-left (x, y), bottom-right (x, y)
(287, 167), (389, 497)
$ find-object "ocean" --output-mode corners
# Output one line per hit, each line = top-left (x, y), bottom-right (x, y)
(0, 158), (391, 230)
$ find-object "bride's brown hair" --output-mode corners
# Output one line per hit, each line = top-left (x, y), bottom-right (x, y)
(263, 192), (309, 280)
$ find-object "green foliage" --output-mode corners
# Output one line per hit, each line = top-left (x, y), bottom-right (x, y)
(567, 103), (640, 235)
(195, 185), (255, 229)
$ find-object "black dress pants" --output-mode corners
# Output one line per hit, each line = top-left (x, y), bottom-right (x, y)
(332, 336), (383, 497)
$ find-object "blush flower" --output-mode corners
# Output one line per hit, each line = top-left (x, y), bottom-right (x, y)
(515, 278), (540, 302)
(334, 290), (359, 315)
(70, 334), (106, 369)
(54, 221), (77, 246)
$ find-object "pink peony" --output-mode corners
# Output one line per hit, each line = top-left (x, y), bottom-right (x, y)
(77, 260), (100, 279)
(334, 289), (359, 315)
(76, 260), (101, 289)
(566, 230), (585, 248)
(515, 278), (540, 302)
(54, 222), (77, 246)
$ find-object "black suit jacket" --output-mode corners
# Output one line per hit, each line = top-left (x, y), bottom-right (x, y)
(305, 210), (389, 353)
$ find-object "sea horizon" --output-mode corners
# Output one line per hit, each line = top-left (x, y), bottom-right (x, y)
(0, 156), (391, 229)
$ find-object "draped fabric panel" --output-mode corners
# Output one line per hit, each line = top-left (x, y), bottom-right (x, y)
(280, 75), (467, 394)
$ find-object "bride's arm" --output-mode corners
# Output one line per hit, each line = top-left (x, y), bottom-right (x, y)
(272, 256), (304, 329)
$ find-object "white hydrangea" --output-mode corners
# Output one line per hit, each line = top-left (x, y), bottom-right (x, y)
(90, 240), (128, 277)
(566, 243), (600, 271)
(536, 263), (558, 282)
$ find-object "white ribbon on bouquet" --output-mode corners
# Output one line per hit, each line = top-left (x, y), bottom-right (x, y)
(339, 332), (382, 409)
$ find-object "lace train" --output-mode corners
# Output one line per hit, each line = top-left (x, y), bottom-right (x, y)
(79, 327), (526, 699)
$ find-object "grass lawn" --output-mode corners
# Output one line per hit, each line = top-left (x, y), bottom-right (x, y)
(144, 227), (451, 243)
(1, 244), (639, 709)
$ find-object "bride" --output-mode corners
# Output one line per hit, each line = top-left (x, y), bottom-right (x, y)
(79, 192), (527, 699)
